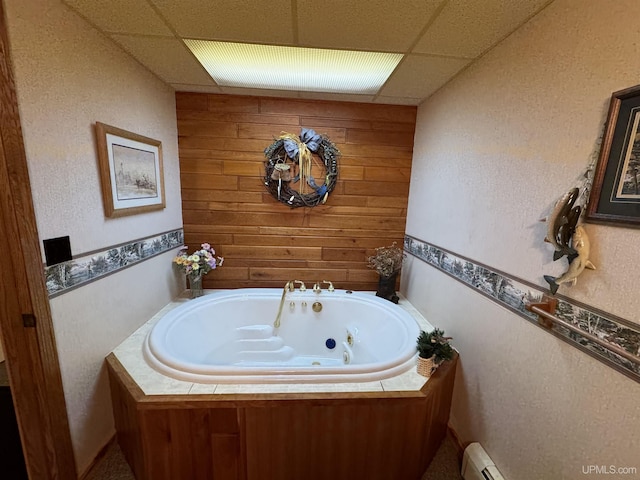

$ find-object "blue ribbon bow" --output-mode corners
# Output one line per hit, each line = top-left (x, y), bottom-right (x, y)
(283, 128), (321, 159)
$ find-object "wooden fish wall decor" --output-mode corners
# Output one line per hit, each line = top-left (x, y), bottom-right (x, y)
(541, 187), (596, 295)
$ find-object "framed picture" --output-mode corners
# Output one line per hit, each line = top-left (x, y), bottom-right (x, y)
(95, 122), (165, 218)
(586, 85), (640, 227)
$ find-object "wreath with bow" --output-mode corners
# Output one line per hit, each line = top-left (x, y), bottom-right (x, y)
(264, 128), (340, 208)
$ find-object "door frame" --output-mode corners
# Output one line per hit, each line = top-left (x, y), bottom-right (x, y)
(0, 1), (76, 478)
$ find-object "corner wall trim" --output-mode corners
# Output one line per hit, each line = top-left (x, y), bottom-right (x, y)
(45, 228), (184, 298)
(404, 235), (640, 384)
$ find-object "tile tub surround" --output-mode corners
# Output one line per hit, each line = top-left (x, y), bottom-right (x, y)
(404, 235), (640, 383)
(107, 303), (458, 480)
(111, 290), (436, 395)
(45, 228), (184, 298)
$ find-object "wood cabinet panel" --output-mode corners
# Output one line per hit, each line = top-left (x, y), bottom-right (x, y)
(107, 352), (458, 480)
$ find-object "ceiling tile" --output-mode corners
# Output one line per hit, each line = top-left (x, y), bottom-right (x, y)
(378, 55), (470, 99)
(171, 84), (223, 93)
(110, 35), (216, 85)
(301, 92), (376, 104)
(413, 0), (551, 58)
(150, 0), (294, 45)
(218, 86), (301, 99)
(297, 0), (442, 52)
(63, 0), (172, 36)
(374, 96), (422, 106)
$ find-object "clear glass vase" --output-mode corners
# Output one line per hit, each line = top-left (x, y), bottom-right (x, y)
(188, 273), (204, 299)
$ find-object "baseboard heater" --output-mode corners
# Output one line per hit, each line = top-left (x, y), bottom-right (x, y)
(461, 442), (505, 480)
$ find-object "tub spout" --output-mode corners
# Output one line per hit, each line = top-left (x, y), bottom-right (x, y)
(274, 280), (294, 328)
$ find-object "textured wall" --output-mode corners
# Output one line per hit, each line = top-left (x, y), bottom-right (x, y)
(177, 93), (416, 291)
(403, 0), (640, 478)
(5, 0), (183, 474)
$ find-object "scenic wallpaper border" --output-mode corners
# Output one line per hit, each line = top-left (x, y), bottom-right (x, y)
(45, 229), (184, 298)
(404, 235), (640, 383)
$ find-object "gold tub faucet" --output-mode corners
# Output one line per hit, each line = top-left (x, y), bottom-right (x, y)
(322, 280), (335, 292)
(274, 280), (294, 328)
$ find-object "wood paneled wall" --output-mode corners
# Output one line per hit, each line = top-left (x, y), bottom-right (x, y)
(176, 93), (416, 290)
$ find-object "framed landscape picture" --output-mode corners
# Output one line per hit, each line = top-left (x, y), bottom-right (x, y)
(586, 85), (640, 227)
(95, 122), (165, 218)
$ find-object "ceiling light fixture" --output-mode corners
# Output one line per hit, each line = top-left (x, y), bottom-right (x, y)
(184, 40), (403, 95)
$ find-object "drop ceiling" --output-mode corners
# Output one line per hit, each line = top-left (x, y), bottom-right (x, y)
(62, 0), (552, 106)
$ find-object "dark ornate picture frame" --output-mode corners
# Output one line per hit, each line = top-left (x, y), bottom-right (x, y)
(586, 84), (640, 227)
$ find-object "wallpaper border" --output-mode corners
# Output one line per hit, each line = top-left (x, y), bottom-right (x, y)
(404, 235), (640, 383)
(45, 228), (184, 298)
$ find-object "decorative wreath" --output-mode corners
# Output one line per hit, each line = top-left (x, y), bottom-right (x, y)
(264, 128), (340, 208)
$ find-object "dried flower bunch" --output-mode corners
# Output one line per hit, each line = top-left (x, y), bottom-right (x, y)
(173, 243), (223, 277)
(367, 242), (406, 278)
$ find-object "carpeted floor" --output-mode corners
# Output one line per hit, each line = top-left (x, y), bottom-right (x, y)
(85, 434), (462, 480)
(422, 435), (463, 480)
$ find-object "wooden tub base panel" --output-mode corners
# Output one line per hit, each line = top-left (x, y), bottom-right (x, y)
(106, 353), (458, 480)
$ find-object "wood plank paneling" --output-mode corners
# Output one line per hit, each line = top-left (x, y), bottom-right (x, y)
(177, 93), (416, 290)
(107, 353), (458, 480)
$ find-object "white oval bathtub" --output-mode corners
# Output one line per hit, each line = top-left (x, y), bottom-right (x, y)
(143, 289), (423, 383)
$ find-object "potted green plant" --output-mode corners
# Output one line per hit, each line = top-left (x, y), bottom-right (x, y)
(416, 328), (454, 377)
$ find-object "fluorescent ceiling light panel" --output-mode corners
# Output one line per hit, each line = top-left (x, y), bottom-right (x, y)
(184, 40), (403, 94)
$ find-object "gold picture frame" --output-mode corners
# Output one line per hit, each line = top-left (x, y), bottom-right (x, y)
(95, 122), (165, 218)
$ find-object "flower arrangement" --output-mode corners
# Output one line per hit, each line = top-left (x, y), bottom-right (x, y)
(173, 243), (223, 276)
(173, 243), (223, 298)
(367, 242), (406, 278)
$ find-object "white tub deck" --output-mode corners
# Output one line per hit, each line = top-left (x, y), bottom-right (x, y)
(112, 290), (434, 395)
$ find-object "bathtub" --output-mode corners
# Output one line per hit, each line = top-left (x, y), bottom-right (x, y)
(143, 288), (422, 383)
